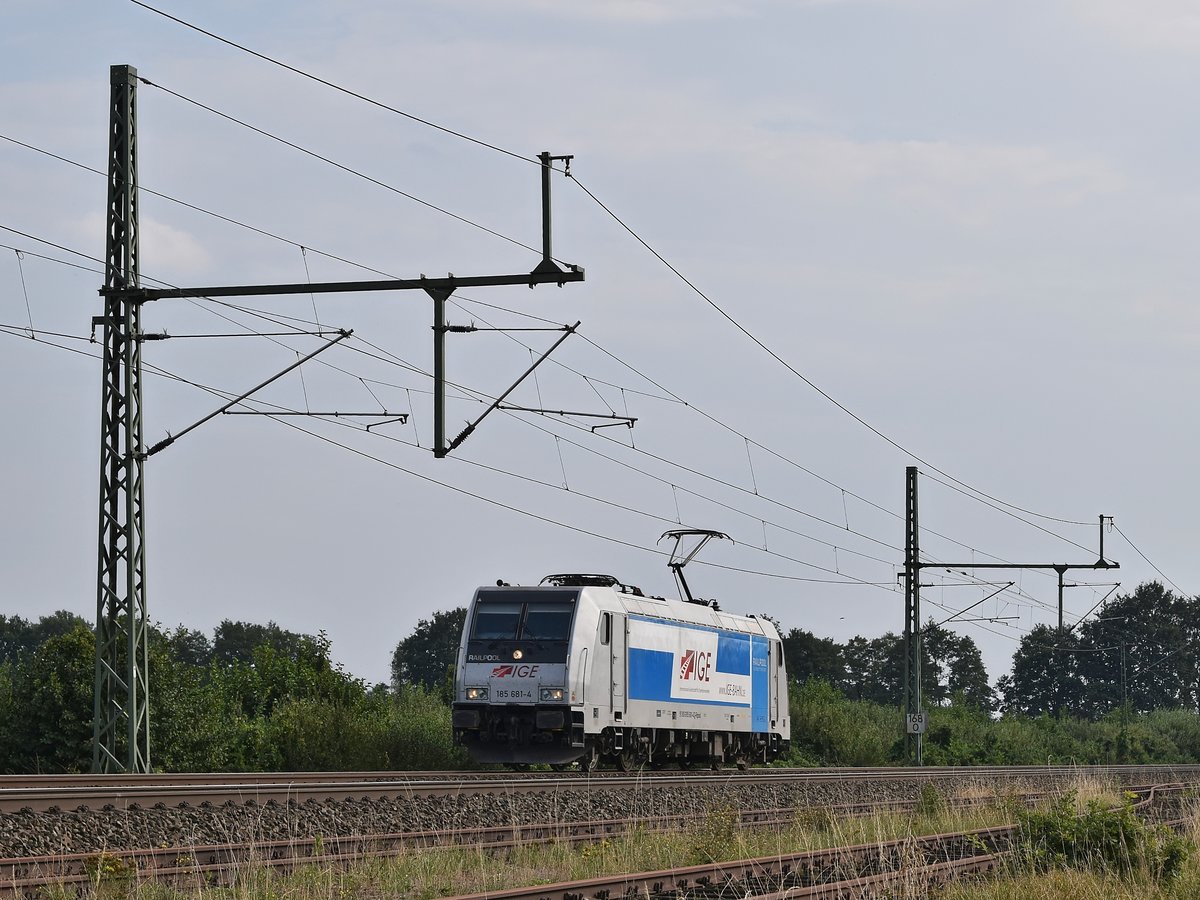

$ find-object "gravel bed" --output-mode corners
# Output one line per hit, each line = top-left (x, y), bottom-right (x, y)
(0, 771), (1134, 859)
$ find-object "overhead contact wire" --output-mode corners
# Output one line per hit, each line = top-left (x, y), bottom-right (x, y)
(0, 225), (1079, 602)
(1113, 524), (1189, 597)
(118, 5), (1096, 533)
(568, 174), (1093, 533)
(3, 132), (1042, 570)
(130, 0), (538, 166)
(138, 78), (541, 256)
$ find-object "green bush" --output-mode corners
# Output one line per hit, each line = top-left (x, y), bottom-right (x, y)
(1142, 708), (1200, 761)
(375, 685), (470, 770)
(264, 686), (468, 771)
(787, 679), (897, 766)
(1015, 791), (1190, 881)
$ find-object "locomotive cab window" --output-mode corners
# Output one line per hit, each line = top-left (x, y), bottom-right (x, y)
(522, 603), (573, 641)
(466, 589), (579, 662)
(471, 602), (522, 640)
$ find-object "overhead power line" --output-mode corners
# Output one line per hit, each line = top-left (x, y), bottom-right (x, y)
(918, 469), (1094, 555)
(0, 221), (1070, 609)
(130, 0), (536, 165)
(0, 239), (103, 275)
(109, 321), (902, 588)
(125, 0), (1099, 538)
(567, 173), (1096, 532)
(1, 78), (1116, 582)
(0, 242), (1156, 621)
(0, 131), (398, 279)
(0, 224), (106, 267)
(0, 294), (894, 591)
(265, 413), (894, 588)
(448, 298), (1074, 594)
(0, 228), (896, 588)
(30, 10), (1104, 554)
(1113, 524), (1190, 598)
(136, 80), (542, 257)
(301, 411), (897, 590)
(0, 322), (94, 343)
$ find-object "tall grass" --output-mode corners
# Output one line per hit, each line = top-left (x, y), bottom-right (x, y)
(65, 779), (1048, 898)
(944, 803), (1200, 900)
(42, 776), (1195, 899)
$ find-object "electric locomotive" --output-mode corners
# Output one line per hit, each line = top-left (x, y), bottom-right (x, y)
(451, 531), (791, 770)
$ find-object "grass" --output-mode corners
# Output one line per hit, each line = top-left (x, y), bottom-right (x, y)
(35, 776), (1172, 899)
(943, 803), (1200, 900)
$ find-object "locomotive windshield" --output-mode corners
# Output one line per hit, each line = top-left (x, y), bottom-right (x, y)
(467, 590), (578, 661)
(522, 604), (573, 641)
(472, 602), (523, 640)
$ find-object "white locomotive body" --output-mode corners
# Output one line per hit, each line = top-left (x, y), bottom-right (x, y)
(452, 574), (790, 770)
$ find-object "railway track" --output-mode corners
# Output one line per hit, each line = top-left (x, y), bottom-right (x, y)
(4, 764), (1199, 813)
(0, 781), (1194, 897)
(440, 787), (1194, 900)
(0, 790), (1045, 891)
(447, 823), (1019, 900)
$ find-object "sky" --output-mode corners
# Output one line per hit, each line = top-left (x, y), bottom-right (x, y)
(1, 0), (1197, 694)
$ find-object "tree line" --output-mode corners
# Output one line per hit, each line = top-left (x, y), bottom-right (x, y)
(1, 581), (1196, 773)
(389, 585), (1198, 719)
(0, 616), (463, 774)
(999, 582), (1200, 718)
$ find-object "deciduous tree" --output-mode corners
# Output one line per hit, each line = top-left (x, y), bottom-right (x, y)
(781, 628), (844, 687)
(391, 607), (467, 695)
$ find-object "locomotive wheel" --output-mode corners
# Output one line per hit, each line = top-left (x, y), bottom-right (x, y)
(616, 748), (641, 772)
(550, 763), (572, 772)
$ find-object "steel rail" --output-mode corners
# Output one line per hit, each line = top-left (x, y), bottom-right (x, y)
(759, 811), (1196, 900)
(0, 799), (1020, 896)
(5, 765), (1200, 814)
(2, 784), (1192, 897)
(0, 790), (1042, 883)
(9, 762), (1200, 786)
(441, 806), (1196, 900)
(4, 763), (1200, 789)
(443, 824), (1021, 900)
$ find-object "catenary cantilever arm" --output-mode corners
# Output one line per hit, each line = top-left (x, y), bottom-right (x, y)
(441, 322), (580, 457)
(144, 330), (352, 457)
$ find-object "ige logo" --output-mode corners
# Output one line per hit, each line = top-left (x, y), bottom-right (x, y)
(679, 649), (712, 682)
(491, 664), (540, 678)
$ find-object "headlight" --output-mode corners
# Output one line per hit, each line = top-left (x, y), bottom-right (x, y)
(539, 687), (564, 702)
(466, 686), (489, 701)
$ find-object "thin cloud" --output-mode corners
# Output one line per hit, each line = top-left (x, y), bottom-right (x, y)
(1069, 0), (1200, 51)
(453, 0), (758, 24)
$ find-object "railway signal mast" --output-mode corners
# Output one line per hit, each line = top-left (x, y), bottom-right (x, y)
(94, 64), (586, 772)
(901, 466), (1117, 766)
